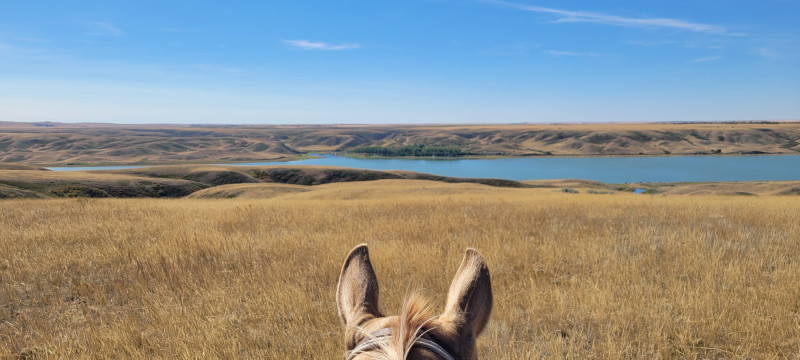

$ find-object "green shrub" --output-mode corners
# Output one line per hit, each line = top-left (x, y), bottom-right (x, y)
(49, 185), (109, 198)
(587, 190), (614, 195)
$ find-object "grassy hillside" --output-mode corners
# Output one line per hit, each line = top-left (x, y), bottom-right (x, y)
(188, 179), (534, 200)
(0, 165), (534, 199)
(1, 164), (798, 199)
(0, 163), (48, 171)
(637, 180), (800, 196)
(1, 188), (798, 358)
(0, 169), (207, 198)
(1, 122), (799, 165)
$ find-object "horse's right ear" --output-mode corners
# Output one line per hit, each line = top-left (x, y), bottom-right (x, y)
(441, 248), (493, 338)
(336, 244), (381, 327)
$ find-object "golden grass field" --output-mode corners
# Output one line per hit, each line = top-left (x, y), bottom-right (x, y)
(2, 181), (799, 359)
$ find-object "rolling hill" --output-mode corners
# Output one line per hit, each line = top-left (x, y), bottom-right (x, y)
(1, 163), (798, 199)
(0, 121), (798, 166)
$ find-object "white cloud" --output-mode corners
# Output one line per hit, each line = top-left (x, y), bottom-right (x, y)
(690, 55), (722, 63)
(483, 0), (735, 35)
(283, 40), (360, 50)
(544, 50), (605, 57)
(85, 21), (123, 37)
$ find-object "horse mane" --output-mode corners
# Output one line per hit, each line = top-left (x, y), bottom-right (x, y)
(349, 291), (438, 360)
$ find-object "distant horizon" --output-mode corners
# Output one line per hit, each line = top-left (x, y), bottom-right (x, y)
(2, 1), (799, 124)
(4, 119), (800, 127)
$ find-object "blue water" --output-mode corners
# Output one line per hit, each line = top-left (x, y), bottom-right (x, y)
(47, 154), (800, 183)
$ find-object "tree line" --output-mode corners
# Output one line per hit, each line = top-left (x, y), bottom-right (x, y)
(346, 144), (468, 157)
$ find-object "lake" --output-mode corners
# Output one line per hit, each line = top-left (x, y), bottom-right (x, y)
(47, 154), (800, 183)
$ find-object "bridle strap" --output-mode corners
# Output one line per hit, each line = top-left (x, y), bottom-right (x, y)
(347, 328), (456, 360)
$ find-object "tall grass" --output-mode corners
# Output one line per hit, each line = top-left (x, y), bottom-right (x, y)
(1, 189), (798, 359)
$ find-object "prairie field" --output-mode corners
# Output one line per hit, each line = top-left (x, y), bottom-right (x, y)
(1, 183), (799, 359)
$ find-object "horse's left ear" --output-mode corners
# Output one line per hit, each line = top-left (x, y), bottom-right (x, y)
(336, 244), (382, 328)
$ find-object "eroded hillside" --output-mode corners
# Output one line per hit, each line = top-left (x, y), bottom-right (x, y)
(0, 122), (798, 165)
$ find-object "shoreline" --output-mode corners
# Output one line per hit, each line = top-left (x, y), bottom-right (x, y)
(27, 151), (800, 168)
(333, 151), (799, 161)
(2, 162), (799, 199)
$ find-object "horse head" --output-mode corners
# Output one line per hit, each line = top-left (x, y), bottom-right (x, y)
(336, 244), (492, 359)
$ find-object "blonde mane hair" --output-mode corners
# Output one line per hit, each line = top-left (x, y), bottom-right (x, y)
(347, 292), (438, 360)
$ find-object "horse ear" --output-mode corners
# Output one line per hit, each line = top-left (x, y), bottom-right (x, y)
(336, 244), (381, 327)
(442, 248), (493, 337)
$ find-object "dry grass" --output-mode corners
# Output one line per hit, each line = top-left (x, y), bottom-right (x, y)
(1, 182), (799, 359)
(640, 181), (800, 196)
(188, 180), (524, 200)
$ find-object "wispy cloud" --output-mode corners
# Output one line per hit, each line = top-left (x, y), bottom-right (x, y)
(627, 40), (679, 46)
(0, 42), (44, 57)
(483, 42), (541, 55)
(544, 50), (606, 57)
(10, 36), (50, 43)
(159, 28), (201, 34)
(690, 55), (722, 63)
(283, 40), (360, 50)
(483, 0), (736, 35)
(627, 41), (727, 52)
(85, 21), (123, 37)
(753, 47), (779, 58)
(188, 64), (243, 74)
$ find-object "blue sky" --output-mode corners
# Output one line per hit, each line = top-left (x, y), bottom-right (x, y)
(1, 0), (798, 124)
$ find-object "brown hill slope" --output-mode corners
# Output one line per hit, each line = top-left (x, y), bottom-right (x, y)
(2, 164), (799, 199)
(0, 163), (48, 170)
(105, 165), (531, 188)
(0, 170), (207, 198)
(0, 183), (45, 199)
(639, 181), (800, 196)
(186, 183), (311, 199)
(0, 165), (532, 199)
(188, 179), (528, 200)
(0, 122), (798, 165)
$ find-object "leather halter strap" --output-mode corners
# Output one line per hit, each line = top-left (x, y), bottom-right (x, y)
(347, 328), (456, 360)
